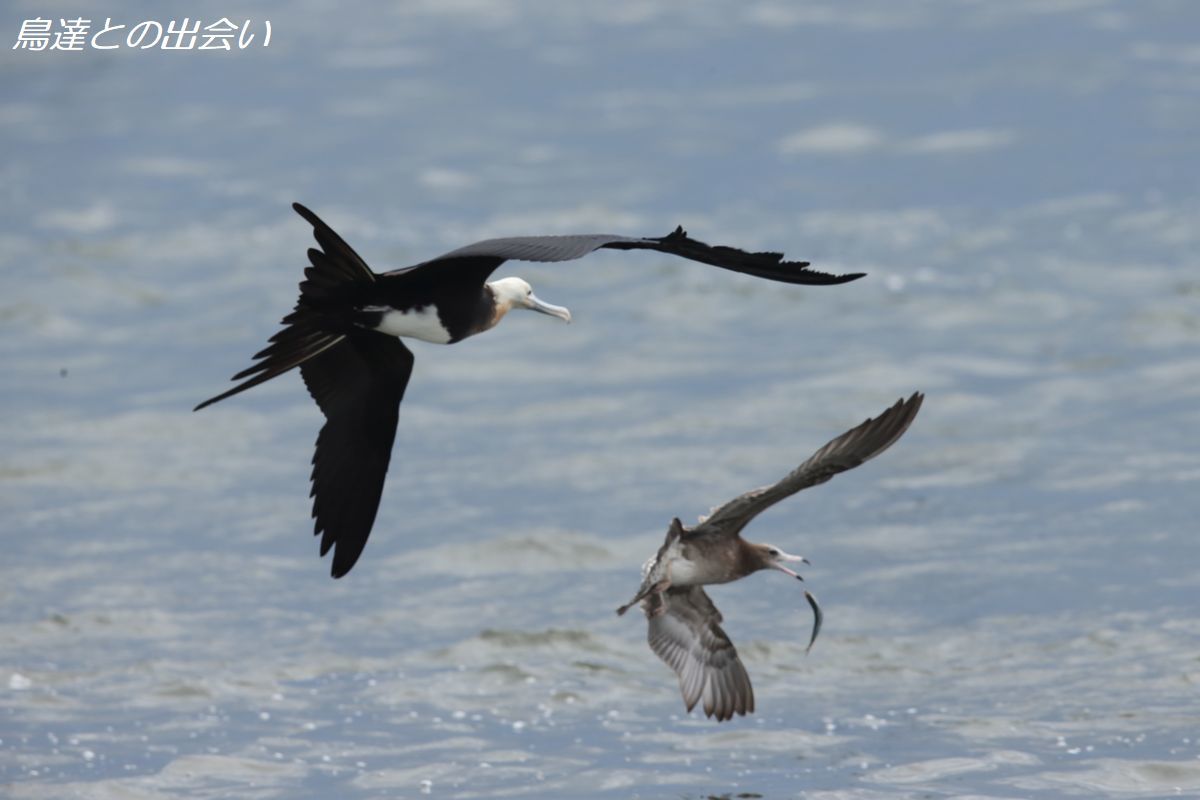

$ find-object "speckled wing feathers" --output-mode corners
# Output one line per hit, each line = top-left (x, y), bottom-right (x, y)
(646, 586), (754, 722)
(699, 392), (924, 538)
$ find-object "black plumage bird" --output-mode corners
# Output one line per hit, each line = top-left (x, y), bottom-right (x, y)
(196, 203), (865, 578)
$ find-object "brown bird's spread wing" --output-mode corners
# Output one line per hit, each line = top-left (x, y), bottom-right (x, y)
(700, 392), (924, 539)
(646, 586), (754, 722)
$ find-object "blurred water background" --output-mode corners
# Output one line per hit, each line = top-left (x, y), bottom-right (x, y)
(3, 1), (1199, 797)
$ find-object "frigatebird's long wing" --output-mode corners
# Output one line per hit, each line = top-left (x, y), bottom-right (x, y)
(395, 228), (865, 286)
(698, 393), (924, 539)
(300, 330), (415, 579)
(646, 586), (754, 722)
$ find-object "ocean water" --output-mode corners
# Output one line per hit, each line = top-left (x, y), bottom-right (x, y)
(3, 1), (1199, 797)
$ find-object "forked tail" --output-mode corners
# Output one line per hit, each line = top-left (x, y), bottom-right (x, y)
(194, 203), (377, 411)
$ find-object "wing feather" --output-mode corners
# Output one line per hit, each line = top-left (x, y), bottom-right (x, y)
(301, 331), (415, 578)
(393, 228), (863, 286)
(699, 392), (924, 538)
(194, 204), (376, 412)
(292, 203), (376, 286)
(646, 587), (754, 721)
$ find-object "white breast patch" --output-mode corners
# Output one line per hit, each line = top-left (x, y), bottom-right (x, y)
(373, 306), (452, 344)
(668, 556), (702, 586)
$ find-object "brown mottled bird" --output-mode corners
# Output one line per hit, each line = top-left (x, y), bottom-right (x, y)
(618, 392), (923, 721)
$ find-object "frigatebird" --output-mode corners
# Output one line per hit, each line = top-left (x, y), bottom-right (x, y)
(196, 203), (866, 578)
(617, 392), (923, 721)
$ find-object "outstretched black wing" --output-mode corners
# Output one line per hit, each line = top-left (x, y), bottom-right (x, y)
(603, 226), (862, 285)
(389, 227), (864, 286)
(301, 331), (415, 578)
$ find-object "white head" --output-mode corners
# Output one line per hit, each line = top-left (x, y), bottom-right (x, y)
(754, 543), (810, 580)
(488, 277), (571, 324)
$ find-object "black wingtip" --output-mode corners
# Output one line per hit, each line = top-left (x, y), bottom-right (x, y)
(803, 270), (867, 286)
(328, 547), (357, 580)
(655, 227), (867, 285)
(292, 202), (325, 231)
(323, 525), (368, 580)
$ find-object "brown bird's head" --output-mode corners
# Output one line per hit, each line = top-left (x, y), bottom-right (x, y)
(745, 542), (823, 652)
(745, 542), (809, 579)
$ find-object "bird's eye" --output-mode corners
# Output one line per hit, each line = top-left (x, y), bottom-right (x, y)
(768, 548), (779, 557)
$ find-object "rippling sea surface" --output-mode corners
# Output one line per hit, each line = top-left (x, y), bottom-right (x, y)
(3, 1), (1199, 797)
